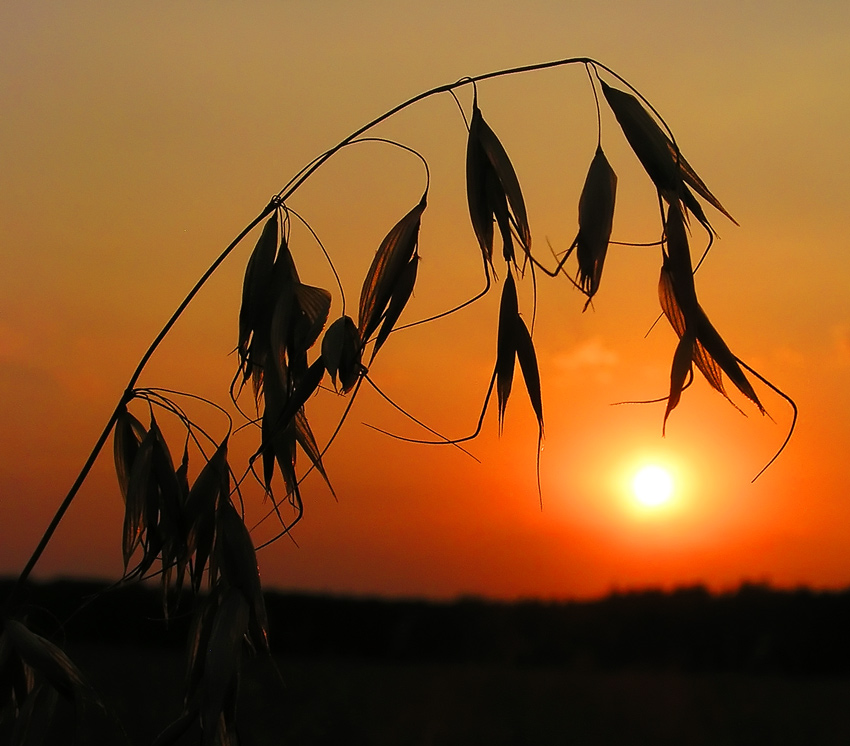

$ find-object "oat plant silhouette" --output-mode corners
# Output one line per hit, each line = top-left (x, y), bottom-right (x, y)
(0, 56), (796, 744)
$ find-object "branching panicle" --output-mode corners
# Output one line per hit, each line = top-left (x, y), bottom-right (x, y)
(5, 55), (795, 743)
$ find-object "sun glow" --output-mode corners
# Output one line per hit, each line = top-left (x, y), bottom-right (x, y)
(632, 465), (674, 507)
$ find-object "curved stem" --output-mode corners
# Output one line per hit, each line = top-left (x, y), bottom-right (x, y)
(127, 201), (277, 390)
(4, 55), (616, 605)
(4, 404), (125, 613)
(6, 201), (277, 608)
(277, 56), (593, 203)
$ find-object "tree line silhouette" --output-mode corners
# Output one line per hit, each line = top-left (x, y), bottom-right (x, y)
(8, 579), (850, 676)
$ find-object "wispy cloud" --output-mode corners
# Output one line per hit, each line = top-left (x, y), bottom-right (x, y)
(555, 338), (619, 371)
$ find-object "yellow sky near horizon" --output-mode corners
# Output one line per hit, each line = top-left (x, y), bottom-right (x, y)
(1, 1), (849, 600)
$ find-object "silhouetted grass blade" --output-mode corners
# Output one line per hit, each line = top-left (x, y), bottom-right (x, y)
(665, 140), (738, 225)
(198, 588), (249, 744)
(576, 146), (617, 301)
(322, 316), (362, 393)
(292, 284), (332, 360)
(664, 330), (695, 432)
(269, 281), (331, 385)
(184, 440), (229, 593)
(214, 501), (269, 653)
(695, 309), (764, 411)
(472, 103), (531, 252)
(496, 273), (519, 430)
(260, 368), (298, 501)
(600, 79), (735, 230)
(664, 200), (699, 321)
(515, 318), (544, 432)
(238, 214), (278, 379)
(149, 417), (185, 591)
(466, 112), (495, 275)
(373, 255), (419, 358)
(294, 409), (334, 497)
(113, 405), (147, 505)
(5, 620), (91, 703)
(124, 428), (156, 570)
(466, 99), (531, 275)
(659, 202), (764, 423)
(358, 192), (426, 344)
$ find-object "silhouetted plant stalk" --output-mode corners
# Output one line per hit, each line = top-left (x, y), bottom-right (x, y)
(1, 55), (796, 743)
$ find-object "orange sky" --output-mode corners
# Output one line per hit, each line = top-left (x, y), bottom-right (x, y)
(2, 2), (850, 600)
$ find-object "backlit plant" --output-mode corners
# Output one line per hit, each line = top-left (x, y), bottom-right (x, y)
(0, 56), (795, 744)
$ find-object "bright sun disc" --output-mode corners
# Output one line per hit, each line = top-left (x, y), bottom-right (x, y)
(632, 465), (674, 507)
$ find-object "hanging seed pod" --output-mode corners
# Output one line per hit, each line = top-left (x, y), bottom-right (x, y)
(238, 214), (278, 378)
(575, 147), (617, 301)
(600, 79), (736, 230)
(663, 200), (699, 324)
(466, 96), (531, 274)
(198, 588), (250, 741)
(659, 202), (765, 428)
(663, 201), (762, 409)
(124, 428), (156, 569)
(150, 419), (183, 543)
(113, 404), (147, 505)
(268, 278), (297, 385)
(514, 316), (544, 433)
(148, 418), (186, 603)
(494, 272), (544, 434)
(5, 621), (92, 703)
(372, 254), (419, 359)
(214, 501), (269, 653)
(243, 226), (303, 400)
(291, 284), (332, 362)
(663, 328), (695, 433)
(260, 357), (325, 500)
(294, 409), (334, 497)
(175, 443), (190, 508)
(358, 192), (426, 345)
(496, 273), (519, 429)
(322, 316), (362, 393)
(260, 364), (296, 499)
(695, 307), (764, 411)
(184, 440), (229, 592)
(269, 280), (331, 384)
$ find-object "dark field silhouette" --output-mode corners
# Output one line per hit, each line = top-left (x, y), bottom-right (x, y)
(11, 580), (850, 673)
(6, 580), (850, 744)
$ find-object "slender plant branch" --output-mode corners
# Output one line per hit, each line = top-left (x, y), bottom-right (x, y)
(6, 201), (276, 608)
(361, 374), (480, 461)
(275, 57), (594, 204)
(5, 53), (779, 611)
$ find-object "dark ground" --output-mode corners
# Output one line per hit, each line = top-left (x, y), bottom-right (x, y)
(42, 645), (850, 745)
(5, 580), (850, 744)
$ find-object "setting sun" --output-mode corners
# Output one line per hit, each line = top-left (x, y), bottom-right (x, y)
(632, 465), (674, 507)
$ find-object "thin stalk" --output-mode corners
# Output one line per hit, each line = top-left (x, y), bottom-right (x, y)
(6, 201), (276, 609)
(5, 55), (611, 605)
(277, 56), (593, 203)
(128, 200), (277, 388)
(5, 404), (125, 613)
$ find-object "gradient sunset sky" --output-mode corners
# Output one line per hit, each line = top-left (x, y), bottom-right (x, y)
(2, 1), (849, 600)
